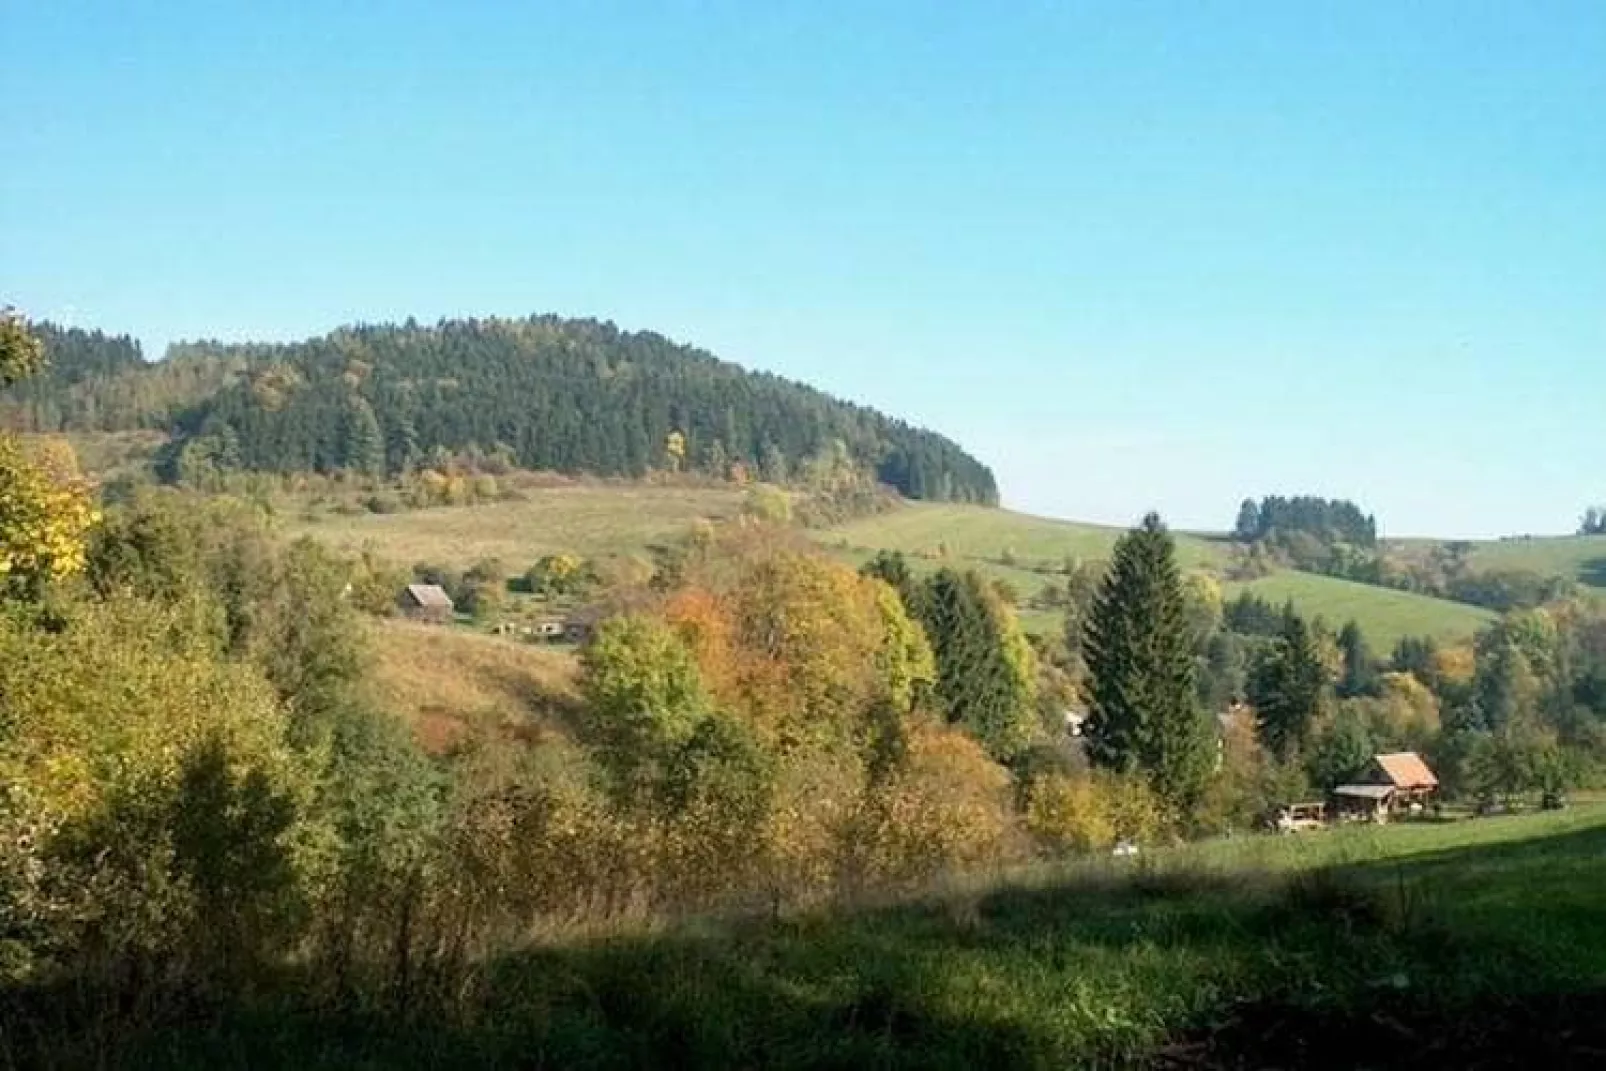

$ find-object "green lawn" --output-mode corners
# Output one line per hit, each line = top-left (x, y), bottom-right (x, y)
(1226, 569), (1500, 650)
(88, 804), (1606, 1068)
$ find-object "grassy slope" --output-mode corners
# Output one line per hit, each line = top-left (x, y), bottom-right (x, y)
(1464, 534), (1606, 588)
(1226, 570), (1499, 650)
(284, 484), (746, 567)
(282, 490), (1507, 646)
(821, 502), (1493, 646)
(819, 502), (1228, 570)
(368, 618), (579, 753)
(116, 804), (1606, 1068)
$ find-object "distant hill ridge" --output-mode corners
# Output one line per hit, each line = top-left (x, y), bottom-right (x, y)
(2, 316), (998, 504)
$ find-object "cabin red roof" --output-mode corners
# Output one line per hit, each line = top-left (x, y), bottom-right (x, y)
(1374, 751), (1438, 790)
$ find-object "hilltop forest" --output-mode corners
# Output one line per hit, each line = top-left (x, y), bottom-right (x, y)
(0, 318), (997, 503)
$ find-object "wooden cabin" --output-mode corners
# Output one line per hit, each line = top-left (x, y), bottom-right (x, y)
(400, 583), (454, 623)
(1333, 751), (1438, 823)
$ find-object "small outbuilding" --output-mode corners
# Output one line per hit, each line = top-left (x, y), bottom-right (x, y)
(1372, 751), (1440, 805)
(1333, 751), (1439, 823)
(400, 583), (455, 623)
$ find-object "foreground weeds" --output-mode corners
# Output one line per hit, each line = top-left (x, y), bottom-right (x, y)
(5, 809), (1604, 1069)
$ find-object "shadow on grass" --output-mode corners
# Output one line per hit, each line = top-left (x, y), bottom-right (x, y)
(6, 822), (1606, 1069)
(1578, 556), (1606, 589)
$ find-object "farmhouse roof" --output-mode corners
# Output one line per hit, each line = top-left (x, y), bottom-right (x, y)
(1374, 751), (1438, 790)
(1334, 784), (1395, 800)
(405, 583), (454, 610)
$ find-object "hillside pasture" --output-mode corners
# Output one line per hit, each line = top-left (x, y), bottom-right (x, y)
(284, 483), (747, 568)
(279, 489), (1504, 648)
(1464, 534), (1606, 588)
(818, 502), (1229, 571)
(1226, 569), (1498, 650)
(823, 502), (1494, 647)
(368, 618), (580, 753)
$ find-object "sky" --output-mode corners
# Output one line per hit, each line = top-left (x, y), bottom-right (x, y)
(3, 1), (1602, 538)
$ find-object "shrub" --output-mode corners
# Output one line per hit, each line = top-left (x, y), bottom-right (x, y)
(1026, 770), (1167, 854)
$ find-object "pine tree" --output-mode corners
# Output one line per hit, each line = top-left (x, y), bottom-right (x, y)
(860, 549), (915, 607)
(915, 568), (1037, 762)
(385, 407), (419, 474)
(1248, 605), (1329, 759)
(1082, 513), (1214, 807)
(1234, 498), (1262, 542)
(1336, 619), (1379, 698)
(342, 395), (384, 476)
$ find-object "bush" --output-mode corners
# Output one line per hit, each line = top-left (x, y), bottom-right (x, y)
(1026, 770), (1166, 854)
(0, 596), (320, 989)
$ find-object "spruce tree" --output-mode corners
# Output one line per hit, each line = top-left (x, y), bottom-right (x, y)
(1336, 619), (1379, 698)
(915, 568), (1037, 762)
(860, 549), (916, 607)
(1248, 604), (1328, 759)
(342, 395), (384, 477)
(1234, 498), (1262, 542)
(1082, 513), (1214, 807)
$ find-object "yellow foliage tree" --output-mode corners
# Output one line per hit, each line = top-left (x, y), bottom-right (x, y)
(0, 597), (319, 981)
(0, 438), (97, 582)
(848, 723), (1016, 889)
(1026, 769), (1167, 854)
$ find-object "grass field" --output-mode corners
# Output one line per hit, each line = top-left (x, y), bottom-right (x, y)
(280, 489), (1508, 647)
(818, 502), (1229, 571)
(1226, 569), (1500, 650)
(821, 502), (1496, 646)
(83, 803), (1606, 1068)
(1464, 534), (1606, 588)
(367, 618), (579, 753)
(284, 484), (747, 568)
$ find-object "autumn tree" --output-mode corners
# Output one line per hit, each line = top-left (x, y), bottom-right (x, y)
(1081, 514), (1214, 808)
(0, 312), (98, 597)
(1, 306), (47, 386)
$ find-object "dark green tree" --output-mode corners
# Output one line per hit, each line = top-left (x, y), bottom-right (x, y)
(860, 549), (916, 607)
(1248, 605), (1329, 760)
(1304, 705), (1376, 792)
(1081, 513), (1214, 807)
(384, 406), (420, 474)
(914, 568), (1037, 762)
(342, 395), (384, 476)
(1233, 498), (1261, 542)
(1336, 619), (1380, 698)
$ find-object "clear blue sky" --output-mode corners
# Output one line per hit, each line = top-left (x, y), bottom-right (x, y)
(3, 1), (1602, 537)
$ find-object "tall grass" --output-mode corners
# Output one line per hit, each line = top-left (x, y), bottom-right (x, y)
(9, 806), (1601, 1069)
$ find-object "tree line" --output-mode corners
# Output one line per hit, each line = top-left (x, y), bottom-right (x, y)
(0, 316), (999, 504)
(1234, 495), (1377, 548)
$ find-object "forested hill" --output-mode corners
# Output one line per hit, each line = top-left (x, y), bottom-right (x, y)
(2, 316), (998, 503)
